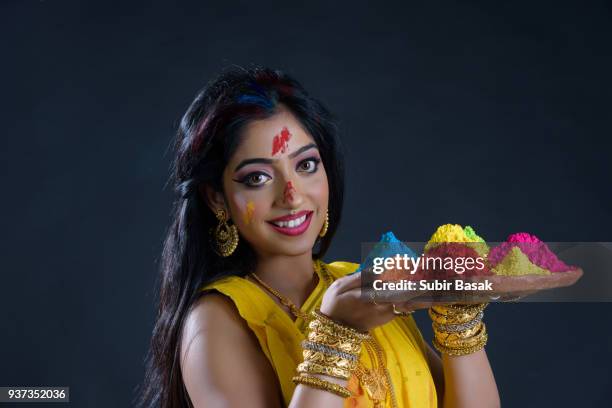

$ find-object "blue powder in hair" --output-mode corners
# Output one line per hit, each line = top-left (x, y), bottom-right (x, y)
(350, 231), (417, 275)
(236, 94), (274, 109)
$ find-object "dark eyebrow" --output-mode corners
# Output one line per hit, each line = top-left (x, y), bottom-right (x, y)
(233, 143), (318, 172)
(234, 158), (274, 172)
(288, 143), (317, 159)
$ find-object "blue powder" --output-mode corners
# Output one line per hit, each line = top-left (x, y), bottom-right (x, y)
(236, 94), (274, 109)
(350, 231), (418, 275)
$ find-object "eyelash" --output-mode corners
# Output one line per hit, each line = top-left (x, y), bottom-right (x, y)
(297, 157), (321, 173)
(237, 157), (321, 188)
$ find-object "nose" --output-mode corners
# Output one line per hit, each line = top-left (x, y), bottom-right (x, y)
(277, 179), (304, 209)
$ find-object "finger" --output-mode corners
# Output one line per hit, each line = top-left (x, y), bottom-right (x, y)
(343, 287), (394, 310)
(332, 270), (364, 294)
(398, 300), (435, 311)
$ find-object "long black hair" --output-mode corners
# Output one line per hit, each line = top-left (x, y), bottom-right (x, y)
(135, 66), (345, 407)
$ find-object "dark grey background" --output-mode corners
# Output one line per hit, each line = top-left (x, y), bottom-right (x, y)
(2, 0), (611, 407)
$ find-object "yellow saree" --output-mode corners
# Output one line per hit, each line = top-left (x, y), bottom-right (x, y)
(199, 260), (438, 407)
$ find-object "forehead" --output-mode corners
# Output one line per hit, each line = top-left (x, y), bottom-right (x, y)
(231, 108), (315, 159)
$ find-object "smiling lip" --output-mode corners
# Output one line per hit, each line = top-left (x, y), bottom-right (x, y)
(267, 210), (314, 236)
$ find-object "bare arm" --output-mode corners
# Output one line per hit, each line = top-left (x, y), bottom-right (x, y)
(180, 293), (347, 408)
(425, 342), (500, 408)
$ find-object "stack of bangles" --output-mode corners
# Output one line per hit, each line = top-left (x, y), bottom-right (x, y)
(292, 309), (369, 398)
(429, 303), (489, 356)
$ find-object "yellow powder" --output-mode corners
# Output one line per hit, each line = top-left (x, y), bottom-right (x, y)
(243, 201), (255, 225)
(425, 224), (489, 257)
(492, 246), (551, 276)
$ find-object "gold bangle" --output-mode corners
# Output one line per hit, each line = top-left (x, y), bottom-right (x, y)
(428, 307), (481, 325)
(292, 374), (352, 398)
(432, 334), (488, 356)
(309, 318), (365, 343)
(431, 307), (481, 323)
(307, 332), (363, 355)
(302, 350), (357, 370)
(297, 361), (352, 380)
(435, 323), (487, 348)
(311, 310), (370, 341)
(433, 321), (482, 342)
(436, 303), (488, 314)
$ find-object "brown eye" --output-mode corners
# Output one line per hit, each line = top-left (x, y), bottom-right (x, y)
(243, 172), (271, 187)
(297, 158), (321, 173)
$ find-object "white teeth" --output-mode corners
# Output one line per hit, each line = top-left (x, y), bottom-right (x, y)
(273, 214), (307, 228)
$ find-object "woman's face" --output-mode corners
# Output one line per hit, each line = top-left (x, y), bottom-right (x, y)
(216, 106), (329, 258)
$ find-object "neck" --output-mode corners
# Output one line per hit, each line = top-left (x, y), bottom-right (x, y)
(252, 252), (318, 307)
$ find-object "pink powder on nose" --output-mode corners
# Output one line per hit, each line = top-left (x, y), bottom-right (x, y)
(488, 232), (575, 273)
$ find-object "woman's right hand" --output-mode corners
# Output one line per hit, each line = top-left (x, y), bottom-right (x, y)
(319, 270), (431, 333)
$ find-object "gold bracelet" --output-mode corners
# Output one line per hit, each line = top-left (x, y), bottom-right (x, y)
(292, 374), (352, 398)
(435, 323), (487, 349)
(436, 303), (488, 314)
(309, 318), (365, 343)
(432, 311), (483, 333)
(297, 361), (352, 380)
(432, 334), (488, 356)
(302, 350), (357, 370)
(428, 307), (482, 325)
(311, 310), (370, 341)
(307, 332), (363, 355)
(433, 321), (482, 343)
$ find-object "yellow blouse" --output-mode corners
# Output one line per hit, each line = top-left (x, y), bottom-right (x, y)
(199, 260), (438, 408)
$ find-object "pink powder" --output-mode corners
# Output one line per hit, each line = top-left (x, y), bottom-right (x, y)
(507, 232), (540, 244)
(488, 232), (575, 273)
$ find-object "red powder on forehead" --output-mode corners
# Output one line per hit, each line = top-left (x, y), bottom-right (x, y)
(271, 127), (291, 156)
(284, 181), (295, 202)
(488, 232), (575, 272)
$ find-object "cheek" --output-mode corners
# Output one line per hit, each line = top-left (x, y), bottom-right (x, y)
(243, 200), (256, 225)
(229, 194), (264, 227)
(305, 173), (329, 205)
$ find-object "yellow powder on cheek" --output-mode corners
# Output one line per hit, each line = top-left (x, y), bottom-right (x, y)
(243, 200), (255, 225)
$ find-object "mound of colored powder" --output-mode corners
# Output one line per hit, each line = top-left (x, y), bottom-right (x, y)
(425, 224), (489, 257)
(492, 246), (551, 276)
(507, 232), (540, 244)
(463, 226), (485, 242)
(488, 232), (575, 273)
(354, 231), (417, 275)
(416, 242), (492, 279)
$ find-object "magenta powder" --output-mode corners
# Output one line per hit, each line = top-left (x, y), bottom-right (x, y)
(488, 232), (575, 273)
(507, 232), (540, 244)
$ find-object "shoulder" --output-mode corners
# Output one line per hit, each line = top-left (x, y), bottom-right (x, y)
(180, 292), (282, 407)
(180, 291), (260, 367)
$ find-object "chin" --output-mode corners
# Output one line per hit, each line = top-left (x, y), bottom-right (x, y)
(275, 238), (318, 256)
(259, 233), (319, 257)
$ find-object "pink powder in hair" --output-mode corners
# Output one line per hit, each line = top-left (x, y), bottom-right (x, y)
(488, 232), (575, 273)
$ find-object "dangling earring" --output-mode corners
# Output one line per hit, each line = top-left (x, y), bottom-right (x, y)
(211, 208), (239, 257)
(319, 209), (329, 238)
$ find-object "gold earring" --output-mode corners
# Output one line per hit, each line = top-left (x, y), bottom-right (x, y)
(211, 208), (239, 257)
(318, 210), (329, 238)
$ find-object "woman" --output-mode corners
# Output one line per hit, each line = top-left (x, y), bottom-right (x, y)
(137, 67), (500, 407)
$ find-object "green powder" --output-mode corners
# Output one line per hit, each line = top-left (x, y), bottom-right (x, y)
(425, 223), (489, 257)
(463, 226), (485, 242)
